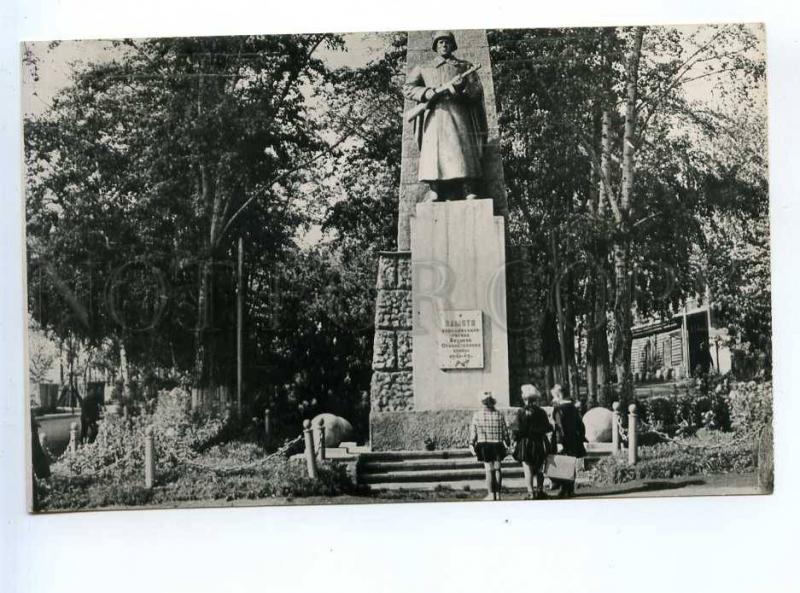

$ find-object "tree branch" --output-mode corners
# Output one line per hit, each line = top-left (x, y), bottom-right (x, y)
(679, 66), (749, 86)
(637, 25), (729, 109)
(216, 103), (387, 244)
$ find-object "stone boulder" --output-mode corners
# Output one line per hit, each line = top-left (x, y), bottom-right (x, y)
(583, 407), (613, 443)
(311, 413), (354, 449)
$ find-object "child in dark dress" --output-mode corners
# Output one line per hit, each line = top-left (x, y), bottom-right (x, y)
(550, 384), (587, 498)
(512, 385), (552, 499)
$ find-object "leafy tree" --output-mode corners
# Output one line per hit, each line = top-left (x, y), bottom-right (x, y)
(27, 321), (58, 384)
(242, 33), (406, 433)
(25, 35), (346, 393)
(491, 24), (768, 403)
(315, 32), (406, 253)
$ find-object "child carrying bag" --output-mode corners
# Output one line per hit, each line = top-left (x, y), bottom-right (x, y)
(545, 454), (577, 481)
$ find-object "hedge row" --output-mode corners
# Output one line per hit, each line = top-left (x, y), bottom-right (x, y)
(587, 433), (756, 485)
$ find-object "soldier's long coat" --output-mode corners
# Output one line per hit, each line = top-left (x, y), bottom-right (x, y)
(403, 55), (487, 182)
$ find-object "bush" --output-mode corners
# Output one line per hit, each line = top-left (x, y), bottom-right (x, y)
(635, 378), (773, 437)
(40, 449), (354, 511)
(40, 386), (361, 511)
(756, 424), (774, 492)
(38, 432), (354, 510)
(587, 432), (755, 485)
(156, 449), (354, 502)
(728, 381), (773, 436)
(52, 387), (231, 480)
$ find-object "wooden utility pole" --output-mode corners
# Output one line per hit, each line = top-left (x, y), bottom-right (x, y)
(236, 236), (244, 417)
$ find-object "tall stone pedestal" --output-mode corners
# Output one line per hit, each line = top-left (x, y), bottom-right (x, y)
(369, 200), (511, 451)
(411, 199), (509, 409)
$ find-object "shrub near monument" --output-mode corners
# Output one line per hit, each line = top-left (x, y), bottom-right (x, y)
(37, 389), (355, 511)
(588, 379), (772, 489)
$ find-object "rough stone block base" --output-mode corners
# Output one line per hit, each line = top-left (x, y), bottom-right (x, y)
(370, 408), (520, 451)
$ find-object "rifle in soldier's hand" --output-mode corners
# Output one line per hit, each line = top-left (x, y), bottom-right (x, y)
(405, 63), (481, 122)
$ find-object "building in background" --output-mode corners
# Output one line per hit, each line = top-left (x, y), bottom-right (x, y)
(631, 293), (732, 381)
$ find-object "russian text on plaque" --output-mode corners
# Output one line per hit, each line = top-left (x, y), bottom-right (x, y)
(437, 310), (484, 370)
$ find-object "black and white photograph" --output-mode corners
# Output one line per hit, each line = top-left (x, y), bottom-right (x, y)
(21, 23), (773, 514)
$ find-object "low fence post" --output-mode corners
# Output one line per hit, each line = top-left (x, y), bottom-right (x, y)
(264, 408), (271, 444)
(144, 426), (155, 489)
(303, 419), (318, 479)
(611, 401), (621, 451)
(39, 431), (49, 456)
(318, 418), (326, 462)
(628, 404), (639, 466)
(69, 422), (79, 454)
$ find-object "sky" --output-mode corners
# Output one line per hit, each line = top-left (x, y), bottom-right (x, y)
(23, 24), (766, 116)
(22, 32), (389, 118)
(21, 25), (767, 246)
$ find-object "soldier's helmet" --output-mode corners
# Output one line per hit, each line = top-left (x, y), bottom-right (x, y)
(432, 30), (458, 51)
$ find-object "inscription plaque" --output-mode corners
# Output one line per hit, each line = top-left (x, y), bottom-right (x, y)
(437, 310), (484, 370)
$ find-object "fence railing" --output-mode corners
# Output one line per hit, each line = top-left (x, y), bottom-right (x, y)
(38, 414), (328, 489)
(611, 401), (639, 466)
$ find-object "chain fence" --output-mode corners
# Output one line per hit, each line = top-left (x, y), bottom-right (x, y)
(45, 431), (304, 483)
(173, 435), (304, 475)
(636, 418), (735, 451)
(610, 409), (735, 455)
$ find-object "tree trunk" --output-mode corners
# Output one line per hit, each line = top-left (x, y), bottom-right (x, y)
(192, 66), (222, 407)
(612, 246), (633, 404)
(595, 299), (611, 406)
(194, 256), (212, 390)
(586, 309), (597, 403)
(192, 63), (230, 409)
(586, 103), (601, 406)
(611, 27), (644, 405)
(564, 274), (580, 399)
(596, 107), (614, 406)
(551, 235), (572, 396)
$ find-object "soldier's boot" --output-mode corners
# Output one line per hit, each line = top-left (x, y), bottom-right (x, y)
(463, 180), (478, 200)
(425, 182), (441, 202)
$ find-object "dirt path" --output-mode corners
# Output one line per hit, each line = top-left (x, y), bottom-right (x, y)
(79, 472), (762, 514)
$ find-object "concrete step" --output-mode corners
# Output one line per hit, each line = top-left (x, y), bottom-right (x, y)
(360, 462), (601, 479)
(586, 442), (615, 455)
(324, 447), (356, 460)
(361, 446), (614, 462)
(356, 447), (608, 488)
(367, 477), (528, 491)
(339, 442), (371, 454)
(359, 449), (474, 462)
(367, 476), (594, 492)
(348, 446), (372, 454)
(361, 458), (520, 473)
(360, 466), (527, 484)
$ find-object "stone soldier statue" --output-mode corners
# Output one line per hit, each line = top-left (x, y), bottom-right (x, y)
(403, 31), (488, 201)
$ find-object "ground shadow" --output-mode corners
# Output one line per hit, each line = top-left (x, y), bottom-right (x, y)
(575, 478), (707, 498)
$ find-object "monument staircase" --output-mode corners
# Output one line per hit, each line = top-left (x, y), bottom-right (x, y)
(354, 443), (616, 492)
